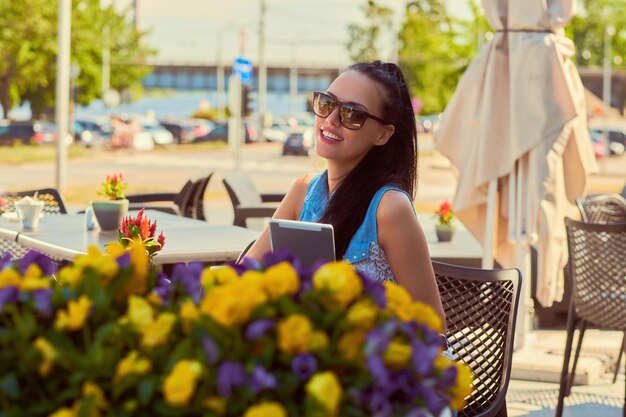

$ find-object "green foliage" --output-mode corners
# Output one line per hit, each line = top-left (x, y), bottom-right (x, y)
(0, 0), (155, 118)
(398, 0), (489, 114)
(347, 0), (394, 62)
(568, 0), (626, 71)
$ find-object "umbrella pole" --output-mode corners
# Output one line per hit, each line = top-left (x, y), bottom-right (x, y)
(482, 179), (498, 268)
(512, 160), (534, 350)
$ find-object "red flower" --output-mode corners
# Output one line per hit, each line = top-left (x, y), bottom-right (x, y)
(435, 200), (454, 225)
(118, 208), (165, 257)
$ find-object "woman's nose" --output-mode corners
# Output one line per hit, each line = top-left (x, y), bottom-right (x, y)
(326, 105), (341, 126)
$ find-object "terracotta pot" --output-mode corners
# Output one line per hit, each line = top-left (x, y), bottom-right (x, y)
(435, 223), (455, 242)
(91, 199), (129, 231)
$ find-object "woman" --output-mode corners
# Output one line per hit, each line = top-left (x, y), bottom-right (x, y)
(245, 61), (445, 323)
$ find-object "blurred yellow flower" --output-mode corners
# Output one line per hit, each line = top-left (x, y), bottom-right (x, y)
(140, 312), (176, 348)
(57, 266), (82, 288)
(82, 381), (109, 410)
(126, 296), (154, 328)
(337, 330), (366, 362)
(0, 268), (20, 288)
(450, 361), (473, 410)
(277, 314), (313, 355)
(163, 359), (203, 407)
(48, 408), (76, 417)
(20, 264), (51, 291)
(74, 246), (119, 285)
(383, 338), (412, 369)
(243, 401), (287, 417)
(261, 262), (300, 300)
(33, 337), (57, 377)
(114, 351), (152, 382)
(200, 280), (266, 327)
(313, 261), (363, 309)
(409, 301), (443, 333)
(54, 295), (92, 331)
(202, 396), (226, 415)
(346, 298), (378, 330)
(305, 371), (342, 416)
(179, 300), (199, 333)
(384, 282), (412, 321)
(118, 240), (149, 297)
(311, 330), (329, 351)
(201, 265), (238, 288)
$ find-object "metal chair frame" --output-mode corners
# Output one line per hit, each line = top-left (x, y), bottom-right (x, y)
(433, 261), (522, 417)
(555, 218), (626, 417)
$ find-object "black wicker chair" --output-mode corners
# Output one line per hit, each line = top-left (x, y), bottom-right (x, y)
(192, 172), (214, 221)
(222, 171), (284, 228)
(576, 193), (626, 383)
(555, 218), (626, 417)
(432, 261), (522, 417)
(0, 188), (67, 258)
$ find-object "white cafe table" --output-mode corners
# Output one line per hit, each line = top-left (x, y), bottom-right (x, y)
(4, 210), (260, 266)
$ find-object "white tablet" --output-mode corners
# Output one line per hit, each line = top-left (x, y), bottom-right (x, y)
(269, 219), (335, 267)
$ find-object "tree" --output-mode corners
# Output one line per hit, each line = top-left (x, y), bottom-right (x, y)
(397, 0), (488, 115)
(0, 0), (155, 119)
(568, 0), (626, 71)
(347, 0), (394, 62)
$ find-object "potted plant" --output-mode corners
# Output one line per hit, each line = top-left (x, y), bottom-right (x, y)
(91, 173), (129, 231)
(434, 200), (455, 242)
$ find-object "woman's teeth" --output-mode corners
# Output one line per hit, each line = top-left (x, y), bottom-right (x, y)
(322, 130), (342, 141)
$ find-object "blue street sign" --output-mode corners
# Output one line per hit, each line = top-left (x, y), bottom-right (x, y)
(232, 57), (253, 86)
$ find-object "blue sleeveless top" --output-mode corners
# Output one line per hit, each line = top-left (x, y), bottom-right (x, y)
(299, 170), (411, 283)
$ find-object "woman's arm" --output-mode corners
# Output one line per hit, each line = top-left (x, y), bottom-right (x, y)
(243, 174), (313, 261)
(377, 191), (446, 326)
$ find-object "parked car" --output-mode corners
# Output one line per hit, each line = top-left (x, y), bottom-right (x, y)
(588, 129), (609, 160)
(160, 119), (197, 144)
(0, 120), (58, 146)
(589, 126), (626, 156)
(190, 118), (216, 140)
(74, 118), (112, 148)
(193, 122), (255, 144)
(139, 121), (174, 145)
(282, 127), (314, 156)
(263, 120), (289, 143)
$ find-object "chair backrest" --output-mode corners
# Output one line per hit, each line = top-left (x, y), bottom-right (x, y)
(564, 217), (626, 330)
(576, 194), (626, 224)
(222, 171), (262, 207)
(1, 188), (67, 215)
(432, 261), (522, 417)
(173, 179), (197, 218)
(191, 171), (213, 221)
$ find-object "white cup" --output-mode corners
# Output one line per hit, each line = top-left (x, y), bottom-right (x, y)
(15, 200), (45, 231)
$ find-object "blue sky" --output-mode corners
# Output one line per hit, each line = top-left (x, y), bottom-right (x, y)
(122, 0), (472, 68)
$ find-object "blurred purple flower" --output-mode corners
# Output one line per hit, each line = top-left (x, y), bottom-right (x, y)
(250, 366), (277, 393)
(153, 275), (172, 306)
(32, 288), (53, 318)
(19, 251), (57, 276)
(0, 287), (18, 313)
(216, 360), (246, 397)
(415, 384), (448, 417)
(231, 256), (261, 274)
(202, 336), (220, 364)
(361, 275), (387, 308)
(364, 328), (390, 357)
(244, 319), (275, 340)
(115, 252), (131, 269)
(422, 325), (447, 347)
(437, 363), (458, 390)
(411, 339), (439, 376)
(368, 391), (392, 417)
(0, 252), (13, 271)
(291, 353), (317, 380)
(405, 408), (431, 417)
(262, 248), (297, 267)
(365, 355), (390, 388)
(170, 262), (203, 303)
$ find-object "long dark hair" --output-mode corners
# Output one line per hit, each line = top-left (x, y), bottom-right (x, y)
(319, 61), (418, 259)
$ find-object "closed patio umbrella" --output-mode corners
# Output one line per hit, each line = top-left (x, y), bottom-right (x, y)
(434, 0), (597, 343)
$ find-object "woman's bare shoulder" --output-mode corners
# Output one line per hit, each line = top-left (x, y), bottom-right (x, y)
(377, 189), (415, 223)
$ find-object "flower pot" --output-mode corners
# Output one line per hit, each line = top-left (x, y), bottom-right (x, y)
(435, 223), (455, 242)
(91, 199), (129, 231)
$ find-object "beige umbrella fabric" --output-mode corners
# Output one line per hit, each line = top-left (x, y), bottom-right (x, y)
(434, 0), (597, 307)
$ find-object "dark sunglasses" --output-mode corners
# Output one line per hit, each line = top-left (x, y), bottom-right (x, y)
(312, 91), (390, 130)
